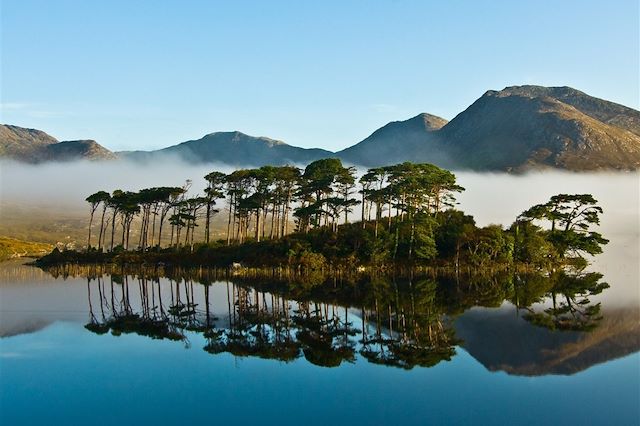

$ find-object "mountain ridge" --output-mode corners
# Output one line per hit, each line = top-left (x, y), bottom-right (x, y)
(123, 131), (332, 167)
(337, 113), (449, 167)
(2, 84), (639, 171)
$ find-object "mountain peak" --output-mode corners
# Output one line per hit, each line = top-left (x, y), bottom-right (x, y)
(492, 85), (584, 98)
(200, 131), (287, 147)
(122, 130), (331, 166)
(412, 113), (449, 131)
(336, 113), (448, 167)
(481, 84), (640, 137)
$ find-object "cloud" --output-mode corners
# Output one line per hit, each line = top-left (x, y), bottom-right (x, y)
(0, 102), (31, 111)
(0, 102), (69, 119)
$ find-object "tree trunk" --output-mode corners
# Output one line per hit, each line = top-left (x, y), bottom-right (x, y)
(110, 211), (117, 251)
(151, 207), (158, 248)
(98, 205), (107, 251)
(87, 207), (95, 251)
(361, 191), (366, 229)
(205, 202), (211, 244)
(226, 194), (234, 246)
(408, 218), (415, 259)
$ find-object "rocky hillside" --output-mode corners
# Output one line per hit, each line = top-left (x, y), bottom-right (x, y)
(337, 113), (448, 167)
(0, 125), (115, 162)
(337, 85), (640, 171)
(0, 124), (59, 162)
(123, 131), (332, 166)
(439, 87), (640, 171)
(493, 85), (640, 136)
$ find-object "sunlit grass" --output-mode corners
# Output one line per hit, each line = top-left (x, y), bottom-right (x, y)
(0, 236), (53, 261)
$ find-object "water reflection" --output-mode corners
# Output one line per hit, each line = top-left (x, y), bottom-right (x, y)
(48, 264), (634, 374)
(512, 271), (609, 332)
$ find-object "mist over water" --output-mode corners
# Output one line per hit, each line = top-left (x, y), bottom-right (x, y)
(454, 171), (640, 307)
(3, 160), (637, 231)
(2, 160), (638, 305)
(0, 158), (231, 207)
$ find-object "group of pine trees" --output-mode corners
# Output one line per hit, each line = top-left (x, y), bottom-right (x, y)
(83, 158), (607, 269)
(85, 159), (462, 252)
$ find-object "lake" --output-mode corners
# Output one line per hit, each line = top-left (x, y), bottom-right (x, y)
(1, 172), (639, 425)
(1, 259), (638, 426)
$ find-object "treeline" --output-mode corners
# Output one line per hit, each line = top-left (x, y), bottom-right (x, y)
(78, 159), (607, 270)
(84, 159), (461, 252)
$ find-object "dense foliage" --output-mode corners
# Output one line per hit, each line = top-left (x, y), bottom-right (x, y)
(60, 160), (609, 271)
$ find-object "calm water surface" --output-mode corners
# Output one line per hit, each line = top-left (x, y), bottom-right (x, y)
(0, 259), (638, 426)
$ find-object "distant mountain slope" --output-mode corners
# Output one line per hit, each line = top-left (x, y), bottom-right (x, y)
(0, 124), (59, 162)
(439, 88), (640, 171)
(44, 140), (117, 162)
(337, 113), (448, 167)
(337, 85), (640, 171)
(122, 131), (333, 166)
(0, 125), (115, 162)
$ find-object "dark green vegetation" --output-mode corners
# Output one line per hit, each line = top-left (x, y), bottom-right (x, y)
(3, 85), (639, 170)
(37, 159), (608, 274)
(48, 260), (610, 370)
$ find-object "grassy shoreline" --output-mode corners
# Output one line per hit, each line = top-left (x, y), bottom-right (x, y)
(0, 236), (54, 262)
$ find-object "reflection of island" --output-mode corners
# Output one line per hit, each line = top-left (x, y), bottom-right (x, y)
(45, 263), (636, 375)
(0, 259), (79, 337)
(456, 305), (640, 376)
(453, 269), (639, 375)
(1, 318), (53, 338)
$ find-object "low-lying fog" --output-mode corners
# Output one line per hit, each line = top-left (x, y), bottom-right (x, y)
(1, 159), (638, 306)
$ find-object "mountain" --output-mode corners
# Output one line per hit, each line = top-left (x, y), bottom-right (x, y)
(122, 131), (333, 166)
(0, 125), (115, 162)
(337, 113), (448, 167)
(3, 85), (640, 171)
(439, 86), (640, 171)
(336, 86), (640, 171)
(44, 140), (117, 162)
(0, 124), (59, 162)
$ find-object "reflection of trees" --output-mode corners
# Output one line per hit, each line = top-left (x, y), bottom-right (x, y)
(293, 301), (357, 367)
(359, 278), (456, 369)
(204, 284), (301, 362)
(80, 264), (612, 368)
(84, 274), (206, 344)
(439, 273), (514, 314)
(512, 270), (609, 331)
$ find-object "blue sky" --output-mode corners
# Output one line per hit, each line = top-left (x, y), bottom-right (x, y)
(1, 0), (638, 152)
